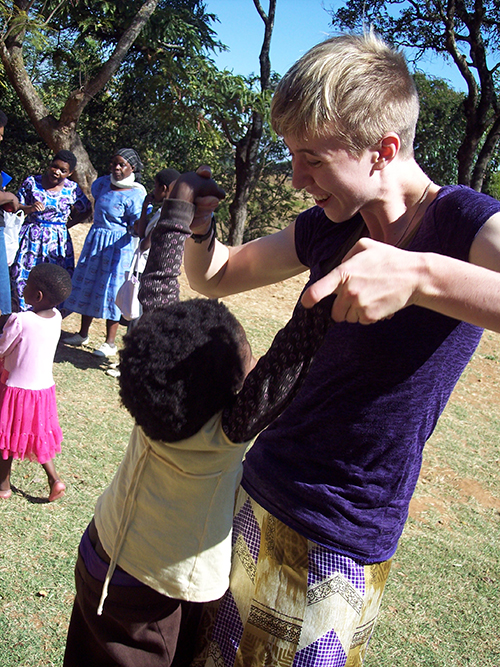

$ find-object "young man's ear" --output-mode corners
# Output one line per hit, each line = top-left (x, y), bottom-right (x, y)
(372, 134), (400, 170)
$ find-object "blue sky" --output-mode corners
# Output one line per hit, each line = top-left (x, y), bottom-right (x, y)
(205, 0), (467, 91)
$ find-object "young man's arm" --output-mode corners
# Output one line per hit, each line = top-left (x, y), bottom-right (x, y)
(184, 221), (307, 298)
(184, 167), (307, 297)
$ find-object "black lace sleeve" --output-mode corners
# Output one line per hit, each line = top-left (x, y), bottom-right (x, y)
(138, 199), (194, 312)
(222, 294), (334, 443)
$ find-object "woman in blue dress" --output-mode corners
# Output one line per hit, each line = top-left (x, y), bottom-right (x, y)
(10, 150), (92, 311)
(64, 148), (146, 357)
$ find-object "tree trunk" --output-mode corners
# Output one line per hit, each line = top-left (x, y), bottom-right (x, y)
(0, 0), (159, 196)
(228, 112), (264, 246)
(444, 0), (500, 190)
(227, 0), (276, 246)
(470, 116), (500, 192)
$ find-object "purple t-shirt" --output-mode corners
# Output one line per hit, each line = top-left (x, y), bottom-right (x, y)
(242, 185), (500, 564)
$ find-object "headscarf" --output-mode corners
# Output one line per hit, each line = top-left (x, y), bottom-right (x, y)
(114, 148), (143, 182)
(53, 150), (77, 172)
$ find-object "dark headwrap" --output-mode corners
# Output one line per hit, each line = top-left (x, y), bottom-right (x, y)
(53, 150), (77, 172)
(115, 148), (144, 181)
(156, 168), (180, 188)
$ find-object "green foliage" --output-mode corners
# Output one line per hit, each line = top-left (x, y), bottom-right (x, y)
(328, 0), (500, 190)
(0, 0), (293, 236)
(329, 0), (500, 57)
(413, 73), (465, 186)
(0, 70), (51, 190)
(75, 57), (291, 235)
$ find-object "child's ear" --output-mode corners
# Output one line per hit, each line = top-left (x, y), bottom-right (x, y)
(34, 290), (44, 303)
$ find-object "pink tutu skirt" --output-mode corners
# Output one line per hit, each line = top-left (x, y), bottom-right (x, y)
(0, 382), (63, 464)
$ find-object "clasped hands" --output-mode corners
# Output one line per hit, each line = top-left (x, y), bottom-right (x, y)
(163, 166), (225, 237)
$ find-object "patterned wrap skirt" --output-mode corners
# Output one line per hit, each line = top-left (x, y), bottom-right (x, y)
(195, 489), (391, 667)
(0, 381), (63, 464)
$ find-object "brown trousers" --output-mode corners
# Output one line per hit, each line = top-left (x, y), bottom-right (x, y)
(63, 550), (203, 667)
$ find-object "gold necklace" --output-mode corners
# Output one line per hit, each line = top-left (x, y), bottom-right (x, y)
(396, 180), (432, 248)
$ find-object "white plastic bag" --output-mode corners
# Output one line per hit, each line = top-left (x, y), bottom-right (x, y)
(115, 246), (143, 321)
(3, 210), (25, 265)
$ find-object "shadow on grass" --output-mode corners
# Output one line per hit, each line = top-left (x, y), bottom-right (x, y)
(10, 484), (52, 504)
(55, 331), (115, 371)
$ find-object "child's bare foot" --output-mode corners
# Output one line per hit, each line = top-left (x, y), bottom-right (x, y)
(48, 479), (66, 502)
(0, 488), (11, 499)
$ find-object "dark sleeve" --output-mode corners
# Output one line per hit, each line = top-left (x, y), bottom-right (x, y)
(431, 186), (500, 261)
(222, 294), (334, 443)
(138, 199), (194, 312)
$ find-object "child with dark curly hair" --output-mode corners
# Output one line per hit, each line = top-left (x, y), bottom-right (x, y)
(63, 173), (335, 667)
(0, 263), (72, 501)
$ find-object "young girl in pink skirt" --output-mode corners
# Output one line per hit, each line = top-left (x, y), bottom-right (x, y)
(0, 263), (72, 501)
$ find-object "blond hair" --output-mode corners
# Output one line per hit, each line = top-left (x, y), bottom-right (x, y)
(271, 32), (419, 158)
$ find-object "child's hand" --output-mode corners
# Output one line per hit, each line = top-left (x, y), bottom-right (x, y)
(190, 166), (222, 233)
(31, 201), (45, 213)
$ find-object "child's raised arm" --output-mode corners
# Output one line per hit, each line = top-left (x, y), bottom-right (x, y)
(138, 173), (225, 312)
(222, 294), (334, 443)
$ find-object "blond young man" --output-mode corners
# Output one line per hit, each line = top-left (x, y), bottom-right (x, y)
(186, 33), (500, 667)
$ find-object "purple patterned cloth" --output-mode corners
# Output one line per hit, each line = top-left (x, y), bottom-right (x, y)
(206, 493), (387, 667)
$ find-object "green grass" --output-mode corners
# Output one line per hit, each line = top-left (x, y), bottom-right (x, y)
(1, 296), (500, 666)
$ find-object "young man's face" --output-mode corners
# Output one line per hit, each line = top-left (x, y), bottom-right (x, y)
(285, 133), (378, 224)
(0, 125), (4, 143)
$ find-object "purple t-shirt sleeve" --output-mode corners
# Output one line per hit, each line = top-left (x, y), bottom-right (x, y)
(426, 185), (500, 260)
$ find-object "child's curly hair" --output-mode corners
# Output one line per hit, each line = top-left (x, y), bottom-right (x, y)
(28, 263), (72, 306)
(119, 299), (249, 442)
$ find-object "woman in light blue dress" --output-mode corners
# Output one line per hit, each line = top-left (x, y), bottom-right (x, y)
(11, 150), (91, 311)
(64, 149), (146, 357)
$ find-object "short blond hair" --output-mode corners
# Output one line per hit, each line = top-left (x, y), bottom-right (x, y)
(271, 32), (419, 158)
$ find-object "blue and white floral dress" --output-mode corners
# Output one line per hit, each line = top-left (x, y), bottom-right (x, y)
(11, 175), (91, 310)
(64, 175), (145, 321)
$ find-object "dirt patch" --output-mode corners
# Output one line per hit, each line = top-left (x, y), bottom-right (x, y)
(409, 459), (500, 524)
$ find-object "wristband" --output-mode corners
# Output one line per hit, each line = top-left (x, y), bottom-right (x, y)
(191, 215), (216, 251)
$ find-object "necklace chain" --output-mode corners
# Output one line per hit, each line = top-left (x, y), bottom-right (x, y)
(396, 180), (432, 248)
